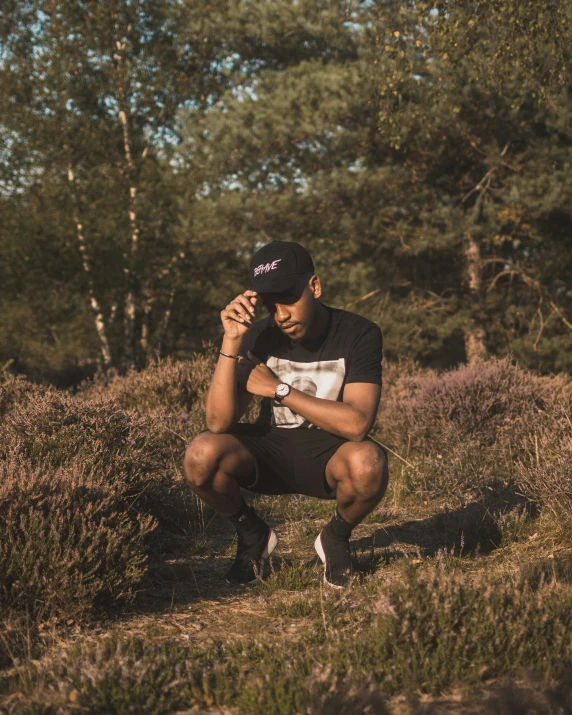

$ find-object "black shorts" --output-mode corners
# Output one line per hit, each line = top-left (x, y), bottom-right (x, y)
(231, 424), (351, 500)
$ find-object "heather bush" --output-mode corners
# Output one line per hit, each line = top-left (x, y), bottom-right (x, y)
(310, 677), (572, 715)
(79, 352), (264, 445)
(8, 560), (572, 714)
(382, 358), (571, 501)
(518, 433), (572, 534)
(0, 374), (46, 417)
(0, 455), (153, 624)
(391, 358), (555, 445)
(362, 564), (572, 694)
(78, 355), (218, 451)
(80, 355), (215, 413)
(0, 390), (195, 533)
(0, 386), (208, 659)
(1, 391), (167, 478)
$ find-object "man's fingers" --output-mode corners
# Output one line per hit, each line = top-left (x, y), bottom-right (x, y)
(234, 294), (256, 317)
(222, 307), (251, 325)
(227, 301), (253, 323)
(241, 291), (258, 309)
(228, 298), (254, 322)
(220, 291), (257, 328)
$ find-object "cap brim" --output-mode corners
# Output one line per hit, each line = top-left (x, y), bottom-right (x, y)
(253, 274), (299, 295)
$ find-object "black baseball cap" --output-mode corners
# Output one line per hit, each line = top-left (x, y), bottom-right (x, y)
(250, 241), (315, 294)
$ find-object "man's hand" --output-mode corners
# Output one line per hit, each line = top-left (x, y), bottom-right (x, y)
(221, 290), (258, 341)
(245, 352), (280, 398)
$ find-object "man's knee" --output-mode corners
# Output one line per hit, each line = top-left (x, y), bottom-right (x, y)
(183, 431), (226, 490)
(343, 442), (388, 499)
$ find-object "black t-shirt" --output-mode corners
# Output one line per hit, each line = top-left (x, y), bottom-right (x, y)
(237, 305), (383, 429)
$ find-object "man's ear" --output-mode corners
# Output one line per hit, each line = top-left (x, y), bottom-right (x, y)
(309, 274), (322, 299)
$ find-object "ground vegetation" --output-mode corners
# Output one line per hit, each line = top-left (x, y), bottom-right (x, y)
(1, 356), (571, 713)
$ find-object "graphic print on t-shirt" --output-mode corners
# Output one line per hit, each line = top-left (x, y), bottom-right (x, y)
(267, 356), (345, 428)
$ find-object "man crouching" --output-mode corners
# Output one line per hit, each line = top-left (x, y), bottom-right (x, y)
(183, 241), (388, 588)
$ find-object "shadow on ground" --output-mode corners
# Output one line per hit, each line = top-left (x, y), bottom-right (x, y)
(128, 492), (533, 614)
(353, 492), (530, 563)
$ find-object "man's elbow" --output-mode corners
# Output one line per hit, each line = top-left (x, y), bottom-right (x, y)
(345, 423), (371, 442)
(206, 423), (230, 435)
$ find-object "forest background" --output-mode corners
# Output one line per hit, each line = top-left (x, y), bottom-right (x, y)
(1, 0), (571, 384)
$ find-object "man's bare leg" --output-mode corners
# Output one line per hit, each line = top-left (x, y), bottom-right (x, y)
(315, 441), (389, 588)
(183, 431), (256, 516)
(183, 431), (277, 584)
(325, 441), (389, 524)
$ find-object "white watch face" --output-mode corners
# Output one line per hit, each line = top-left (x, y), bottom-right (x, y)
(275, 383), (290, 398)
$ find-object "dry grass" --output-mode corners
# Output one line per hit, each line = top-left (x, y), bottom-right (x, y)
(5, 555), (572, 713)
(1, 356), (572, 713)
(383, 357), (572, 510)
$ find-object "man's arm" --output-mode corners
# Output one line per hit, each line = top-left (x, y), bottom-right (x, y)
(245, 360), (380, 441)
(205, 291), (258, 433)
(282, 383), (381, 441)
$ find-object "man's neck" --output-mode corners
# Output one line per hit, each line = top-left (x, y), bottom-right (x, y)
(300, 303), (330, 344)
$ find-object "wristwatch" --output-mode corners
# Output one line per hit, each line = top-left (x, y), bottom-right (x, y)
(274, 382), (291, 402)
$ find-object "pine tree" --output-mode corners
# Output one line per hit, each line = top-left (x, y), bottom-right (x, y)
(179, 0), (572, 371)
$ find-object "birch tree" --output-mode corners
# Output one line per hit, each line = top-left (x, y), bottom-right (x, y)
(0, 0), (259, 368)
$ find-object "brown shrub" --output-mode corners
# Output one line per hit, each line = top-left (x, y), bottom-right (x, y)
(79, 358), (223, 534)
(389, 357), (559, 446)
(365, 562), (572, 694)
(0, 374), (47, 417)
(78, 351), (265, 443)
(8, 560), (572, 713)
(80, 355), (214, 412)
(311, 677), (572, 715)
(78, 355), (216, 446)
(381, 358), (571, 501)
(517, 433), (572, 534)
(0, 390), (194, 533)
(0, 371), (211, 659)
(0, 455), (153, 625)
(1, 391), (165, 477)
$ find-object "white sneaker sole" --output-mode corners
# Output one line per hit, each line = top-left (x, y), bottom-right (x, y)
(227, 528), (278, 586)
(314, 532), (344, 590)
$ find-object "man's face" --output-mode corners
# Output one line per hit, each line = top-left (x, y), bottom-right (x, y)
(260, 275), (322, 340)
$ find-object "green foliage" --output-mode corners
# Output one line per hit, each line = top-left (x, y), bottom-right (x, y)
(179, 0), (572, 371)
(1, 0), (571, 378)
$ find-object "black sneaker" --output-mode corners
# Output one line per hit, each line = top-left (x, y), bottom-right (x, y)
(225, 526), (278, 585)
(314, 529), (353, 589)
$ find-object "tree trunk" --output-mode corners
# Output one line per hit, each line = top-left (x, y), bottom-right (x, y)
(139, 288), (153, 362)
(139, 251), (185, 362)
(463, 232), (486, 363)
(118, 103), (139, 370)
(156, 287), (176, 360)
(114, 27), (140, 369)
(67, 165), (113, 368)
